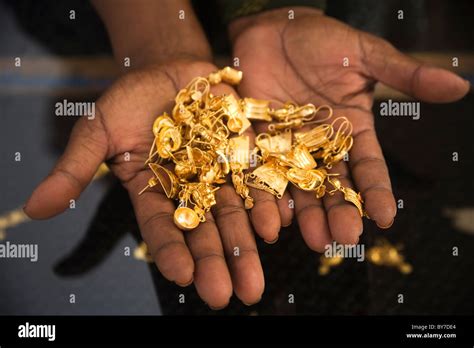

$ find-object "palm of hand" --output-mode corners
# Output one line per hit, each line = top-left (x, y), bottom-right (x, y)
(236, 14), (373, 114)
(25, 60), (265, 308)
(232, 10), (469, 249)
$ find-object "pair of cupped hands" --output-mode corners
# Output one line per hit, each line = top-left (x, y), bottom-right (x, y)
(24, 8), (469, 309)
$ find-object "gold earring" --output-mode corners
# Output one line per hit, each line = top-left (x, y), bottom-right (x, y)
(141, 67), (369, 231)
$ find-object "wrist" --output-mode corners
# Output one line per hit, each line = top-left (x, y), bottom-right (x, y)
(229, 6), (323, 41)
(92, 0), (212, 71)
(118, 37), (212, 71)
(219, 0), (325, 24)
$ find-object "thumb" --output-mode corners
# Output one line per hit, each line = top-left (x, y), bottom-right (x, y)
(360, 32), (470, 103)
(24, 117), (108, 219)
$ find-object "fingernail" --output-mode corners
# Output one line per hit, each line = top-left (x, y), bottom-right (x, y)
(22, 204), (32, 219)
(175, 278), (193, 287)
(281, 221), (292, 228)
(209, 304), (227, 311)
(376, 219), (394, 229)
(264, 236), (279, 244)
(243, 298), (261, 306)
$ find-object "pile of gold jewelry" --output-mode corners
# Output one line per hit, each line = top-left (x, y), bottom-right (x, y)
(140, 67), (368, 231)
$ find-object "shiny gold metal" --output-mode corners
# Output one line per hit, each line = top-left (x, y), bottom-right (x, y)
(366, 239), (413, 274)
(327, 177), (368, 218)
(267, 104), (333, 131)
(232, 170), (254, 209)
(273, 143), (317, 170)
(141, 67), (368, 231)
(207, 72), (222, 85)
(245, 162), (288, 199)
(0, 207), (30, 241)
(270, 102), (316, 121)
(255, 130), (292, 156)
(133, 242), (153, 263)
(242, 98), (272, 122)
(286, 167), (327, 192)
(227, 135), (254, 208)
(221, 94), (251, 135)
(138, 163), (179, 197)
(92, 163), (110, 180)
(218, 67), (243, 85)
(319, 239), (412, 275)
(152, 114), (175, 136)
(314, 117), (353, 168)
(318, 254), (343, 275)
(174, 206), (200, 231)
(228, 135), (250, 170)
(294, 124), (333, 152)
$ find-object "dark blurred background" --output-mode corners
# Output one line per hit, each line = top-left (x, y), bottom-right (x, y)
(0, 0), (473, 315)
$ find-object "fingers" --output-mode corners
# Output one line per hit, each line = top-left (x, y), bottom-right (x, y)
(291, 186), (331, 252)
(24, 117), (108, 219)
(129, 171), (233, 309)
(349, 125), (397, 228)
(184, 212), (233, 309)
(361, 32), (470, 102)
(323, 162), (363, 245)
(212, 185), (265, 305)
(278, 190), (294, 228)
(291, 161), (364, 249)
(240, 113), (282, 243)
(248, 188), (281, 243)
(127, 172), (194, 287)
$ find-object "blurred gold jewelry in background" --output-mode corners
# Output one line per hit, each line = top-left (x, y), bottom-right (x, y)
(366, 239), (413, 274)
(319, 239), (413, 275)
(0, 208), (30, 241)
(134, 239), (412, 275)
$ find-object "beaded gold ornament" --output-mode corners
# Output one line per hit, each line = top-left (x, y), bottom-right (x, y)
(140, 67), (368, 231)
